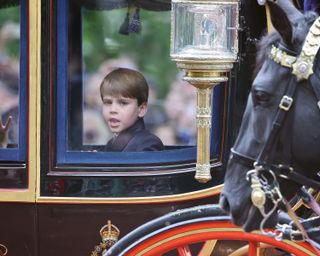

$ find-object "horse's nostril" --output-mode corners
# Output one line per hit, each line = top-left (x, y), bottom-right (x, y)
(219, 194), (230, 213)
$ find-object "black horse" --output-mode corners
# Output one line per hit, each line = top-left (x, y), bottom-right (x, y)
(220, 0), (320, 238)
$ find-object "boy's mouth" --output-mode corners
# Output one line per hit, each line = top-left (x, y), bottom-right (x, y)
(109, 118), (120, 128)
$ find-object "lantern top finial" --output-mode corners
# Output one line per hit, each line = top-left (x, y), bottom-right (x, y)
(170, 0), (239, 67)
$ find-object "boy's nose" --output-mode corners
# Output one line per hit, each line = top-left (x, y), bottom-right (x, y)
(110, 103), (118, 112)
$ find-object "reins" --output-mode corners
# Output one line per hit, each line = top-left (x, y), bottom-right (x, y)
(231, 16), (320, 251)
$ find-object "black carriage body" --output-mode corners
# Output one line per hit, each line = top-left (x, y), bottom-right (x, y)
(0, 0), (266, 255)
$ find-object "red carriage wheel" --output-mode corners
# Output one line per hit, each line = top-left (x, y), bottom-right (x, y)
(105, 205), (318, 256)
(126, 221), (317, 256)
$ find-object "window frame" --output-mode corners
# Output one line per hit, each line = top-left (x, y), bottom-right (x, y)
(55, 0), (225, 169)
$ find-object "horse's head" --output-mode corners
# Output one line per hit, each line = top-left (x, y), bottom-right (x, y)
(220, 0), (320, 232)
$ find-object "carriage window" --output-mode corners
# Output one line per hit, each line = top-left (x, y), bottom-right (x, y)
(81, 7), (196, 148)
(0, 1), (27, 162)
(0, 1), (27, 190)
(56, 0), (225, 165)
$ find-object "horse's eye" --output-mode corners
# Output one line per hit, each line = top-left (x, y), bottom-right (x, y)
(252, 90), (271, 105)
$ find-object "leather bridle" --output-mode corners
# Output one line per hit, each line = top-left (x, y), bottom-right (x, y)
(230, 17), (320, 249)
(232, 16), (320, 190)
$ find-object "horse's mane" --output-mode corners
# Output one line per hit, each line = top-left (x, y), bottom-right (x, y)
(253, 11), (319, 78)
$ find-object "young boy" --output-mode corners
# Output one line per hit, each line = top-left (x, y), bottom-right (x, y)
(100, 68), (164, 152)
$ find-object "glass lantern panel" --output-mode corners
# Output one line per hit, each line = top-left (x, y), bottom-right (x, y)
(171, 3), (238, 60)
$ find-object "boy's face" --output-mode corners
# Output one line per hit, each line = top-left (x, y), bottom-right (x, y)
(101, 94), (147, 134)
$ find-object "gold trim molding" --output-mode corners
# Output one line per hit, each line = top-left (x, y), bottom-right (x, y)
(29, 0), (41, 203)
(36, 185), (223, 204)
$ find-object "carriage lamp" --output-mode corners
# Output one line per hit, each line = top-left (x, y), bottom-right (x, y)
(171, 0), (239, 183)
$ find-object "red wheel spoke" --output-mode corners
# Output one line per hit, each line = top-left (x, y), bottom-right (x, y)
(248, 241), (258, 256)
(177, 245), (192, 256)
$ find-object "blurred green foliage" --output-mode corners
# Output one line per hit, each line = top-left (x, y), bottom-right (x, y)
(0, 6), (20, 59)
(83, 8), (179, 99)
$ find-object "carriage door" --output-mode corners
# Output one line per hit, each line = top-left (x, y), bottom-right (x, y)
(35, 0), (244, 254)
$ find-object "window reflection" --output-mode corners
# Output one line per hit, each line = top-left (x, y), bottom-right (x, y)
(0, 4), (20, 148)
(0, 168), (27, 189)
(44, 173), (216, 197)
(79, 4), (196, 149)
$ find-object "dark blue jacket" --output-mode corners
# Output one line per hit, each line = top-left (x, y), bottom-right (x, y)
(105, 118), (164, 152)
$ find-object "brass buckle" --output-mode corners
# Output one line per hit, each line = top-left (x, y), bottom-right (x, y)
(279, 95), (293, 111)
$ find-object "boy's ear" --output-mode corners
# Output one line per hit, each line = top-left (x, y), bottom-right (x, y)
(138, 102), (148, 118)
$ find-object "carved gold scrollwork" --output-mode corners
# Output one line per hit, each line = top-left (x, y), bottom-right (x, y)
(194, 86), (213, 183)
(196, 119), (212, 128)
(195, 164), (211, 183)
(269, 17), (320, 81)
(196, 107), (211, 116)
(90, 220), (120, 256)
(293, 17), (320, 80)
(269, 45), (296, 68)
(0, 244), (8, 256)
(197, 88), (211, 95)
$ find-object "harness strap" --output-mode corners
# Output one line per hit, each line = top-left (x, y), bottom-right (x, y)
(278, 201), (320, 254)
(269, 17), (320, 81)
(280, 215), (320, 248)
(231, 148), (320, 190)
(292, 17), (320, 81)
(230, 148), (255, 168)
(310, 73), (320, 109)
(278, 102), (294, 166)
(256, 76), (297, 165)
(285, 200), (309, 240)
(297, 187), (320, 216)
(274, 165), (320, 190)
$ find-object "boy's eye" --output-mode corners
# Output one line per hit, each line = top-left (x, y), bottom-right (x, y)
(119, 100), (129, 105)
(104, 99), (112, 105)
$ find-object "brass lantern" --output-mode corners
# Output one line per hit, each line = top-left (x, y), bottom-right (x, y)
(171, 0), (239, 183)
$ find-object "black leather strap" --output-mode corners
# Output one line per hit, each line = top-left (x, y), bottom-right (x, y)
(281, 216), (320, 243)
(231, 148), (320, 190)
(310, 73), (320, 108)
(256, 76), (298, 165)
(274, 165), (320, 190)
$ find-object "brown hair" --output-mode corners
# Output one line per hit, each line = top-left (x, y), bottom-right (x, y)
(100, 68), (149, 105)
